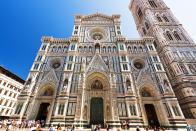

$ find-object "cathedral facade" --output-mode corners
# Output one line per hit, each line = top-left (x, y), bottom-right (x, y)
(12, 0), (196, 129)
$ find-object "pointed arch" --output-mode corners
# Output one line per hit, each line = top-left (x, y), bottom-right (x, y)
(162, 14), (169, 22)
(166, 31), (173, 40)
(173, 31), (182, 40)
(145, 22), (150, 30)
(156, 15), (162, 22)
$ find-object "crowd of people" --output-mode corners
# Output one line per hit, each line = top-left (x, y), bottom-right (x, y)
(0, 119), (46, 130)
(0, 119), (194, 131)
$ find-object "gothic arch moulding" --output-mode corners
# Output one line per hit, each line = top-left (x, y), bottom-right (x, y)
(139, 83), (160, 98)
(86, 72), (110, 90)
(36, 83), (56, 98)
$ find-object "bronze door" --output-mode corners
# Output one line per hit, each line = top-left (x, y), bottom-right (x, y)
(90, 98), (104, 125)
(36, 103), (50, 121)
(144, 104), (160, 127)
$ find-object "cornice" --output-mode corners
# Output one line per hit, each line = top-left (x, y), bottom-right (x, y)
(41, 36), (70, 44)
(125, 37), (154, 44)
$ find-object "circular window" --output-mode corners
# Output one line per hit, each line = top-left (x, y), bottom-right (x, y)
(133, 59), (145, 70)
(50, 59), (61, 69)
(92, 33), (103, 40)
(52, 62), (61, 69)
(89, 27), (106, 41)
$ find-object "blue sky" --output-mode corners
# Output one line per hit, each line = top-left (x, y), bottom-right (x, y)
(0, 0), (196, 80)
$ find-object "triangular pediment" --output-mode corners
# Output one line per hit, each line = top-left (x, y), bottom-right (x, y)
(82, 13), (114, 22)
(39, 69), (59, 86)
(136, 69), (154, 87)
(86, 54), (109, 75)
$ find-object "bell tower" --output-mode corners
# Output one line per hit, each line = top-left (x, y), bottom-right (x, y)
(129, 0), (196, 119)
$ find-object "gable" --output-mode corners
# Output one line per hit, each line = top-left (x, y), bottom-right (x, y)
(86, 54), (109, 75)
(82, 13), (114, 22)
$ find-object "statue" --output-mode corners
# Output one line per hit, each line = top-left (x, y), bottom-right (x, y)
(62, 79), (68, 92)
(83, 106), (87, 120)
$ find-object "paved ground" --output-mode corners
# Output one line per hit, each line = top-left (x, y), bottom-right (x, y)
(0, 128), (188, 131)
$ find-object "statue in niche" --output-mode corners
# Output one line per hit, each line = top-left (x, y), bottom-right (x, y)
(126, 79), (131, 88)
(83, 106), (87, 120)
(106, 105), (111, 120)
(62, 79), (68, 92)
(91, 80), (103, 89)
(163, 79), (170, 92)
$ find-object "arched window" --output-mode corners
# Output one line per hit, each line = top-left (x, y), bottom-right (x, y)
(113, 46), (117, 53)
(58, 46), (62, 52)
(108, 46), (111, 53)
(148, 0), (157, 8)
(63, 46), (68, 52)
(139, 46), (143, 52)
(89, 46), (92, 52)
(126, 79), (131, 88)
(163, 15), (169, 22)
(134, 46), (137, 53)
(84, 46), (87, 52)
(157, 15), (162, 22)
(173, 31), (182, 40)
(95, 43), (100, 53)
(142, 28), (147, 35)
(78, 46), (82, 52)
(128, 46), (131, 52)
(145, 22), (149, 30)
(64, 79), (68, 87)
(52, 46), (57, 52)
(163, 79), (169, 87)
(153, 41), (158, 49)
(103, 46), (106, 53)
(137, 8), (143, 18)
(166, 31), (173, 40)
(130, 105), (137, 116)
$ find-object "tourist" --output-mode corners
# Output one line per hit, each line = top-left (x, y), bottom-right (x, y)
(187, 124), (192, 131)
(71, 125), (75, 131)
(106, 124), (109, 131)
(154, 126), (157, 131)
(136, 126), (140, 131)
(145, 126), (149, 131)
(57, 123), (62, 131)
(49, 124), (54, 131)
(98, 124), (101, 131)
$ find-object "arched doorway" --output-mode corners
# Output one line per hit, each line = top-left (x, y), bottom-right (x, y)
(140, 87), (161, 128)
(144, 104), (160, 127)
(36, 103), (50, 121)
(34, 86), (54, 122)
(90, 98), (104, 125)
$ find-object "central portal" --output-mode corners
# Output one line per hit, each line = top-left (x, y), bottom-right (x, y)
(36, 103), (50, 121)
(145, 104), (160, 127)
(90, 98), (104, 125)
